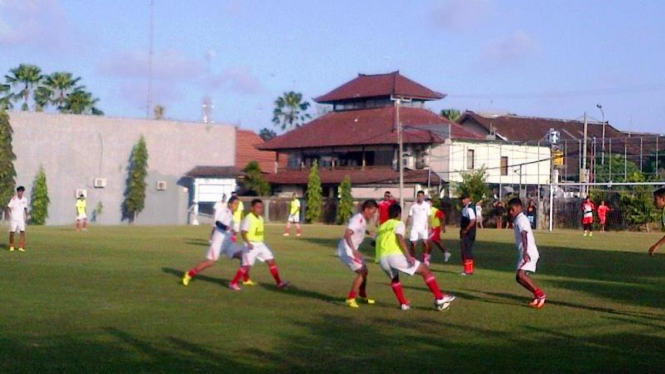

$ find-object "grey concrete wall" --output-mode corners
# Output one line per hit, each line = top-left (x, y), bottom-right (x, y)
(9, 112), (236, 225)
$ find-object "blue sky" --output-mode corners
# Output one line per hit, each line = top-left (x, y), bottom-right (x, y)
(1, 0), (664, 134)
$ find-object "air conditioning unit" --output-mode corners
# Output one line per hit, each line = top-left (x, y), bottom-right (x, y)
(402, 155), (415, 170)
(75, 189), (88, 198)
(93, 178), (107, 188)
(156, 181), (167, 191)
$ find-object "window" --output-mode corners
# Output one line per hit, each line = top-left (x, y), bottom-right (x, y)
(467, 149), (475, 170)
(501, 156), (508, 176)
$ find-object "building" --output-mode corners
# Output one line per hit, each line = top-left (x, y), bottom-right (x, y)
(261, 72), (551, 199)
(9, 112), (237, 225)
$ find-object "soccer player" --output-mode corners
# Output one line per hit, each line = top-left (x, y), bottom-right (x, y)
(337, 199), (379, 308)
(376, 203), (456, 311)
(283, 193), (302, 237)
(406, 190), (431, 260)
(229, 199), (289, 291)
(75, 194), (88, 232)
(597, 201), (610, 232)
(377, 191), (396, 226)
(648, 187), (665, 256)
(209, 194), (227, 242)
(231, 192), (244, 240)
(182, 197), (255, 286)
(475, 201), (484, 229)
(6, 186), (29, 252)
(460, 193), (477, 276)
(508, 198), (546, 308)
(581, 196), (595, 237)
(426, 198), (451, 265)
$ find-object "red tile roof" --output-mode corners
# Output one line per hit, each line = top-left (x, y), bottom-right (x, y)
(236, 129), (276, 173)
(260, 107), (482, 151)
(314, 71), (445, 103)
(266, 168), (440, 185)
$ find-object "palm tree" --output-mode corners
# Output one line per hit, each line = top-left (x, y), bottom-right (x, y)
(0, 84), (12, 110)
(441, 109), (463, 122)
(42, 72), (84, 111)
(61, 90), (104, 116)
(153, 104), (165, 120)
(5, 64), (44, 111)
(272, 91), (311, 131)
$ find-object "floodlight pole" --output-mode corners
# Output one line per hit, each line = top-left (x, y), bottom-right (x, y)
(597, 104), (605, 165)
(396, 98), (404, 208)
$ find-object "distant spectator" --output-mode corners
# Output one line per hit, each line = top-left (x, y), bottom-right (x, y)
(526, 200), (537, 230)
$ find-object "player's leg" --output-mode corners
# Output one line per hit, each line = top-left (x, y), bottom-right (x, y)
(346, 266), (367, 308)
(82, 218), (88, 231)
(18, 230), (25, 251)
(415, 263), (455, 310)
(209, 226), (215, 242)
(231, 249), (255, 285)
(76, 219), (80, 231)
(284, 221), (291, 236)
(295, 223), (302, 237)
(379, 257), (409, 308)
(517, 270), (546, 308)
(183, 231), (225, 285)
(461, 236), (474, 275)
(422, 233), (431, 265)
(8, 229), (15, 251)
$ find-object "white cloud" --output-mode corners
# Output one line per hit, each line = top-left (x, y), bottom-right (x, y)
(98, 49), (204, 81)
(483, 30), (538, 64)
(430, 0), (495, 31)
(0, 0), (72, 48)
(207, 66), (263, 95)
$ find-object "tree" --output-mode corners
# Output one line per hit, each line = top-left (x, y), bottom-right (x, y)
(272, 91), (311, 131)
(242, 161), (271, 196)
(619, 171), (660, 231)
(259, 128), (277, 141)
(123, 136), (149, 222)
(61, 90), (103, 115)
(594, 154), (641, 183)
(42, 72), (84, 111)
(336, 175), (354, 224)
(153, 104), (165, 120)
(5, 64), (44, 111)
(305, 160), (323, 222)
(30, 166), (49, 225)
(455, 167), (489, 204)
(441, 109), (463, 122)
(0, 111), (17, 207)
(0, 84), (13, 110)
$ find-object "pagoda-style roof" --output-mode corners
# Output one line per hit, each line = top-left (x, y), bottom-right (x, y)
(314, 71), (446, 104)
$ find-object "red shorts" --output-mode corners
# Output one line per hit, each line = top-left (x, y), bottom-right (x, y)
(582, 217), (593, 225)
(429, 228), (442, 242)
(599, 216), (606, 224)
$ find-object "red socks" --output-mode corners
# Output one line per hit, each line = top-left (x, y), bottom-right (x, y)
(463, 260), (474, 274)
(425, 275), (443, 300)
(390, 281), (408, 305)
(347, 290), (357, 300)
(231, 266), (248, 285)
(359, 276), (367, 298)
(534, 288), (545, 298)
(269, 264), (282, 284)
(188, 269), (198, 277)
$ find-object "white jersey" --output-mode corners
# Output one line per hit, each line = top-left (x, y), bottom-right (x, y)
(514, 213), (538, 255)
(7, 196), (28, 222)
(338, 213), (367, 253)
(214, 204), (234, 228)
(409, 201), (431, 230)
(462, 205), (477, 221)
(475, 204), (483, 217)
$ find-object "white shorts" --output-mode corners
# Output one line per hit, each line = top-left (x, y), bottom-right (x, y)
(409, 228), (428, 242)
(241, 242), (275, 267)
(9, 220), (25, 233)
(336, 242), (365, 272)
(77, 213), (87, 221)
(206, 230), (241, 261)
(287, 214), (300, 223)
(517, 250), (540, 273)
(379, 254), (421, 279)
(233, 223), (240, 233)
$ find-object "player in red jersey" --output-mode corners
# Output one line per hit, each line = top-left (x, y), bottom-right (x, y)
(648, 188), (665, 256)
(597, 201), (610, 232)
(425, 198), (451, 265)
(581, 196), (595, 237)
(377, 191), (396, 226)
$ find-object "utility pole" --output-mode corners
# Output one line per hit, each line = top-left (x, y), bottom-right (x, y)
(396, 98), (404, 208)
(582, 112), (588, 196)
(147, 0), (154, 119)
(597, 104), (605, 165)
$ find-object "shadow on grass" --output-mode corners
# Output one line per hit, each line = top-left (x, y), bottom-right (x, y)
(161, 267), (229, 288)
(184, 238), (209, 247)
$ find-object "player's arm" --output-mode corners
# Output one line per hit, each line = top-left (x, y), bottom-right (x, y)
(649, 235), (665, 256)
(240, 219), (253, 249)
(344, 229), (363, 261)
(396, 233), (415, 265)
(462, 209), (476, 235)
(521, 231), (530, 264)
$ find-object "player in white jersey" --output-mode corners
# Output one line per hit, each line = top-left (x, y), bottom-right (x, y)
(406, 190), (431, 260)
(6, 186), (29, 252)
(209, 194), (227, 243)
(182, 197), (255, 286)
(508, 197), (546, 309)
(337, 200), (379, 308)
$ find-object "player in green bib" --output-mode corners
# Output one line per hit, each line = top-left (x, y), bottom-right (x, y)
(648, 187), (665, 256)
(283, 193), (302, 237)
(229, 199), (289, 290)
(376, 204), (456, 311)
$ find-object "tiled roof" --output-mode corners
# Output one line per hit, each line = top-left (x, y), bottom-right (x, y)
(185, 166), (244, 178)
(260, 107), (482, 151)
(266, 168), (440, 185)
(236, 129), (275, 173)
(314, 71), (445, 103)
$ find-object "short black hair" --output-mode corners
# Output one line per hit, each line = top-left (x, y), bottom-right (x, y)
(251, 198), (262, 206)
(654, 187), (665, 199)
(508, 197), (522, 208)
(16, 186), (25, 192)
(227, 196), (238, 205)
(231, 191), (238, 196)
(460, 193), (470, 200)
(362, 199), (378, 210)
(417, 190), (425, 196)
(388, 203), (402, 219)
(384, 191), (391, 195)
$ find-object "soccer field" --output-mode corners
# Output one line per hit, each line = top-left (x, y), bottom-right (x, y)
(1, 225), (664, 373)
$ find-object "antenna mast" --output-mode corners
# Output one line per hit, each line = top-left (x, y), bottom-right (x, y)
(147, 0), (154, 118)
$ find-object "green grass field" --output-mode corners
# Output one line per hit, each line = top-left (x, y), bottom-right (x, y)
(1, 224), (664, 373)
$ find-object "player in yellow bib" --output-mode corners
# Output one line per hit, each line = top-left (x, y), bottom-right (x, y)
(231, 192), (244, 234)
(376, 204), (456, 311)
(283, 193), (302, 237)
(229, 199), (289, 291)
(75, 194), (88, 231)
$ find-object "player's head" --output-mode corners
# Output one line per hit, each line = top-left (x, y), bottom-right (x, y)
(16, 186), (24, 198)
(361, 199), (378, 220)
(388, 203), (402, 219)
(79, 194), (85, 200)
(384, 191), (392, 200)
(460, 193), (471, 206)
(227, 196), (239, 212)
(417, 190), (425, 203)
(250, 198), (263, 216)
(600, 200), (605, 205)
(231, 191), (238, 197)
(292, 193), (297, 199)
(585, 196), (591, 202)
(508, 197), (523, 217)
(654, 187), (665, 210)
